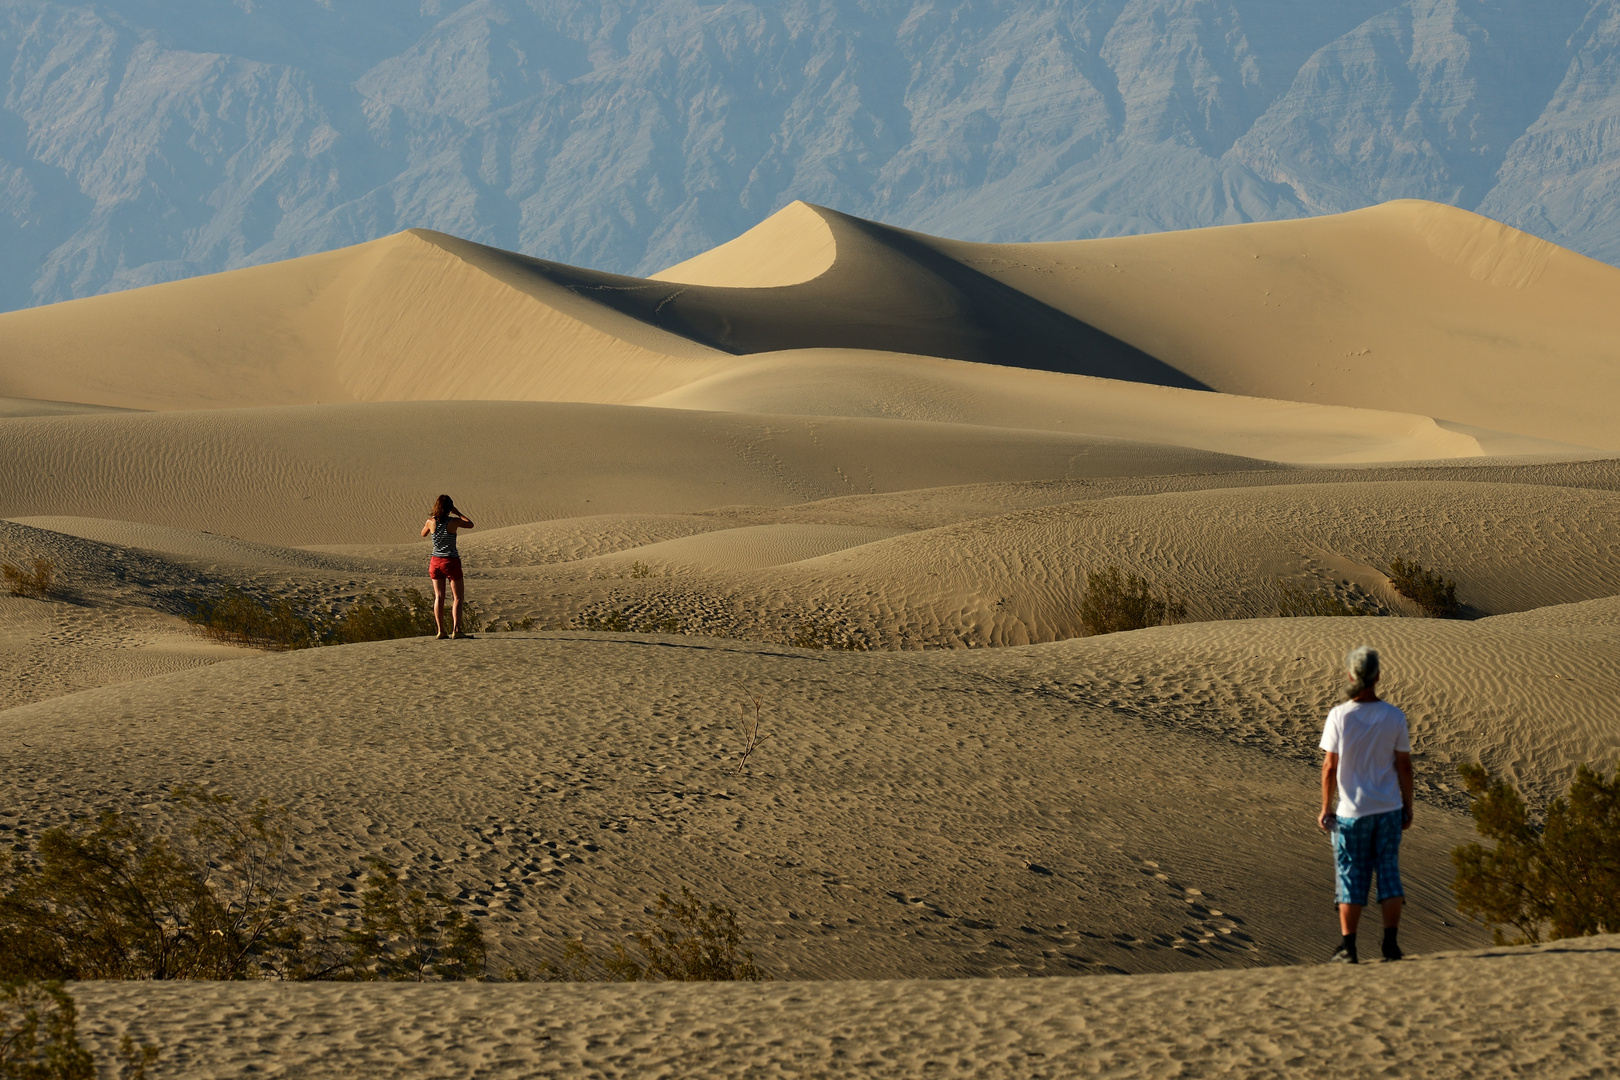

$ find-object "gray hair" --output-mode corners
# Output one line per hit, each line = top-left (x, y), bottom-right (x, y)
(1345, 646), (1380, 698)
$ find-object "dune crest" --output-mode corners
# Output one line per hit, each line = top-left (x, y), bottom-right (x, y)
(650, 200), (837, 287)
(1408, 200), (1559, 290)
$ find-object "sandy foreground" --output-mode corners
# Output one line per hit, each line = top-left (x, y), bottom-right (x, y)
(3, 200), (1619, 1076)
(60, 935), (1619, 1078)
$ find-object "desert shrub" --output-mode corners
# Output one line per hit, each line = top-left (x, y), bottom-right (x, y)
(0, 791), (484, 983)
(578, 608), (680, 634)
(1, 560), (55, 602)
(545, 888), (766, 982)
(187, 588), (327, 650)
(626, 561), (656, 579)
(327, 590), (431, 643)
(1452, 761), (1620, 944)
(0, 981), (92, 1080)
(342, 859), (486, 982)
(336, 588), (482, 639)
(503, 617), (536, 632)
(0, 787), (314, 981)
(1387, 557), (1460, 618)
(0, 981), (159, 1080)
(1079, 566), (1186, 636)
(790, 619), (867, 651)
(189, 587), (483, 649)
(1275, 581), (1372, 618)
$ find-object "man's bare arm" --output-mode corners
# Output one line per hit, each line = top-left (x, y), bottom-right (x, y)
(1319, 752), (1339, 831)
(1395, 750), (1414, 829)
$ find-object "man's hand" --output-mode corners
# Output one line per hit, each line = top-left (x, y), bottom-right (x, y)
(1320, 752), (1340, 832)
(1401, 805), (1414, 831)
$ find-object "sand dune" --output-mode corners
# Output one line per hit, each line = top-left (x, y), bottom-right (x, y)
(5, 198), (1614, 457)
(638, 348), (1594, 463)
(8, 517), (345, 569)
(945, 200), (1620, 449)
(0, 401), (1261, 545)
(0, 634), (1491, 984)
(651, 199), (837, 287)
(3, 198), (1616, 1069)
(583, 524), (907, 573)
(981, 611), (1620, 808)
(559, 481), (1620, 652)
(67, 936), (1620, 1078)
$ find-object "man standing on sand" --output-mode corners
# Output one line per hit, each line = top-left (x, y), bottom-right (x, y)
(1318, 646), (1414, 964)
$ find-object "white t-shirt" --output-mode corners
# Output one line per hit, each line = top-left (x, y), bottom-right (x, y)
(1319, 699), (1411, 819)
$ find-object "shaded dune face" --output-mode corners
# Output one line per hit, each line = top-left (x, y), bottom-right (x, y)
(492, 209), (1207, 389)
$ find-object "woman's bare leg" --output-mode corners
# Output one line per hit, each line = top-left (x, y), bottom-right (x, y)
(431, 577), (447, 637)
(450, 577), (466, 635)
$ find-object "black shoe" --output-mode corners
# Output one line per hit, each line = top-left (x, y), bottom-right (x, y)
(1382, 942), (1403, 962)
(1329, 945), (1359, 964)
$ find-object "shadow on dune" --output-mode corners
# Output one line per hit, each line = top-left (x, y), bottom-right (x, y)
(417, 206), (1208, 391)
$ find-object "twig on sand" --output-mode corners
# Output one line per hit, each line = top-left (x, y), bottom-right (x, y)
(732, 684), (772, 774)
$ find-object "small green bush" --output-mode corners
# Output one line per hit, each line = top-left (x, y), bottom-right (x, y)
(188, 587), (324, 650)
(0, 790), (485, 983)
(1, 560), (54, 601)
(188, 587), (482, 650)
(0, 981), (158, 1080)
(1276, 581), (1372, 618)
(544, 887), (766, 982)
(0, 787), (312, 981)
(0, 981), (92, 1080)
(1388, 557), (1460, 618)
(343, 859), (486, 982)
(1452, 761), (1620, 944)
(1079, 566), (1186, 636)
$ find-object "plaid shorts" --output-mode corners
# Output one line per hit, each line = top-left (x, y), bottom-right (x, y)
(1333, 809), (1405, 905)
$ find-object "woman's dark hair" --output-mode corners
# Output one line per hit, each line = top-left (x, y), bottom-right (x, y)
(431, 494), (457, 522)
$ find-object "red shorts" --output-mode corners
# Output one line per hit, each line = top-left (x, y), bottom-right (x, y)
(428, 556), (463, 583)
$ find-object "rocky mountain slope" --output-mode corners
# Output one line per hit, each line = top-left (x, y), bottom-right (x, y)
(3, 0), (1617, 313)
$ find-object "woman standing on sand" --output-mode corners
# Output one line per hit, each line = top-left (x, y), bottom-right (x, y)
(421, 494), (475, 639)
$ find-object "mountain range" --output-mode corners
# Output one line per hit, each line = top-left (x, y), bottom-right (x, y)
(3, 0), (1618, 313)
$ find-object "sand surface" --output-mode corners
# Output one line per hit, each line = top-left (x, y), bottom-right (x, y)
(2, 201), (1617, 1076)
(66, 936), (1620, 1078)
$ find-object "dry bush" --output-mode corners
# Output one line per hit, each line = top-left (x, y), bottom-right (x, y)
(343, 859), (486, 982)
(1387, 557), (1460, 618)
(1452, 761), (1620, 944)
(1275, 581), (1373, 618)
(544, 888), (766, 982)
(0, 791), (484, 984)
(187, 588), (324, 650)
(791, 618), (868, 651)
(732, 688), (772, 773)
(1, 981), (92, 1080)
(579, 608), (680, 634)
(1079, 566), (1187, 636)
(0, 787), (314, 981)
(1, 560), (55, 601)
(2, 982), (160, 1080)
(188, 587), (482, 650)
